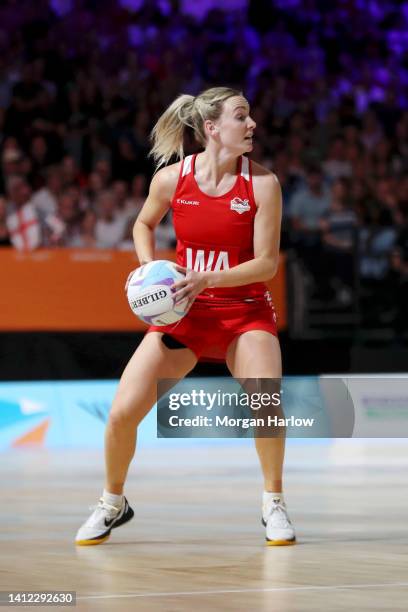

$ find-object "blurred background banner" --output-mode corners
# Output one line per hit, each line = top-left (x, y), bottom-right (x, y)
(1, 375), (408, 449)
(0, 248), (287, 331)
(0, 378), (169, 450)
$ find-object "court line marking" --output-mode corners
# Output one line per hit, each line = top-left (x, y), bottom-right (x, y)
(78, 582), (408, 600)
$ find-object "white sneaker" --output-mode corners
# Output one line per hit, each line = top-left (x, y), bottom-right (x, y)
(75, 497), (134, 546)
(262, 496), (296, 546)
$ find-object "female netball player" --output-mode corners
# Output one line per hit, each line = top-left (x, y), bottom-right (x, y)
(76, 87), (296, 546)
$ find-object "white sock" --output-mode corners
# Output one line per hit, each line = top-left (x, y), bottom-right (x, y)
(102, 489), (123, 508)
(263, 491), (285, 505)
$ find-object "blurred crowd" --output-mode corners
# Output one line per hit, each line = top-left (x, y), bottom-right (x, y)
(0, 0), (408, 327)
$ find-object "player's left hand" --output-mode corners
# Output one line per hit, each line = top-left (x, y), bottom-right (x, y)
(171, 265), (209, 310)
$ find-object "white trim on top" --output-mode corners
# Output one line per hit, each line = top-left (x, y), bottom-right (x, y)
(182, 155), (193, 177)
(241, 156), (250, 181)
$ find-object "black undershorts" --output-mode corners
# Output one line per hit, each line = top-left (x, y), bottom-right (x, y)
(161, 334), (188, 350)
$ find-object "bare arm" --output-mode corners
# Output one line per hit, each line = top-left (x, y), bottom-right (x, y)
(133, 163), (180, 264)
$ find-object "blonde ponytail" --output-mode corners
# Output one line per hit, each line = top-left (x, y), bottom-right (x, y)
(150, 94), (195, 169)
(150, 86), (241, 169)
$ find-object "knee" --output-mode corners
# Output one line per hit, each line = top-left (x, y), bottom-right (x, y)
(108, 399), (140, 432)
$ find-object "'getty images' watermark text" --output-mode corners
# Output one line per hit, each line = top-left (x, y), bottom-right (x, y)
(168, 389), (281, 411)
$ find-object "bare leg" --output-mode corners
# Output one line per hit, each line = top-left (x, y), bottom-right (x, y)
(105, 332), (197, 494)
(226, 331), (284, 492)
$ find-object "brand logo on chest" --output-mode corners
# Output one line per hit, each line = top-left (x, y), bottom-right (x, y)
(177, 198), (200, 206)
(230, 197), (250, 214)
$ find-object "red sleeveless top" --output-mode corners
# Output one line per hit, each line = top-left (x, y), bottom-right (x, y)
(171, 153), (267, 302)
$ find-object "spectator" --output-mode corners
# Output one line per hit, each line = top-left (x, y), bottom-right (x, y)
(70, 210), (98, 249)
(272, 151), (300, 206)
(60, 155), (83, 188)
(289, 165), (331, 234)
(0, 195), (11, 246)
(358, 208), (397, 323)
(95, 190), (126, 249)
(56, 191), (82, 247)
(1, 147), (24, 192)
(125, 174), (146, 218)
(65, 184), (89, 215)
(5, 176), (42, 250)
(359, 208), (397, 282)
(29, 135), (53, 188)
(31, 165), (63, 216)
(322, 137), (352, 181)
(320, 178), (357, 302)
(86, 171), (105, 204)
(286, 134), (307, 182)
(118, 217), (135, 251)
(289, 165), (331, 283)
(93, 159), (112, 189)
(111, 180), (134, 225)
(375, 177), (399, 222)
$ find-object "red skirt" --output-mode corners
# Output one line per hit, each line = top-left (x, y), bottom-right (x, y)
(147, 296), (278, 362)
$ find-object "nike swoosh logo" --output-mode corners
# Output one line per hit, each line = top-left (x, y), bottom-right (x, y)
(104, 503), (125, 527)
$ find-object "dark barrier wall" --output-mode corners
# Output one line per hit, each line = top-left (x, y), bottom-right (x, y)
(3, 331), (406, 381)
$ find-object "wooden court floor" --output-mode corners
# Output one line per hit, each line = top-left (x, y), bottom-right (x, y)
(1, 444), (408, 611)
